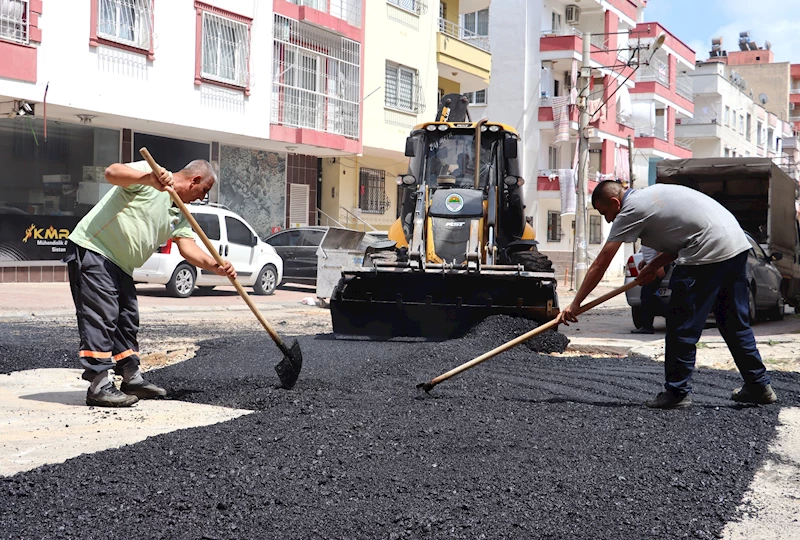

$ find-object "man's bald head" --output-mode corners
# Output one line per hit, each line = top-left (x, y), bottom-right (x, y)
(591, 180), (625, 209)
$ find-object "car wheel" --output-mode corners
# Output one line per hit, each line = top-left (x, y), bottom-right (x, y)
(167, 263), (196, 298)
(767, 294), (785, 321)
(253, 264), (277, 295)
(631, 306), (644, 329)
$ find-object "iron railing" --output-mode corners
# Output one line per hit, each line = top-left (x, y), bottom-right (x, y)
(339, 207), (380, 231)
(97, 0), (152, 49)
(387, 0), (427, 16)
(438, 17), (490, 52)
(272, 14), (361, 139)
(676, 74), (693, 101)
(0, 0), (27, 45)
(286, 0), (362, 28)
(541, 26), (582, 37)
(637, 57), (669, 87)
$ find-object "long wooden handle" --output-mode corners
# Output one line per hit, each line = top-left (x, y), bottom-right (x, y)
(427, 279), (640, 387)
(138, 148), (289, 352)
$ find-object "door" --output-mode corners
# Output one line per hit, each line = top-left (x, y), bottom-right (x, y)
(224, 215), (259, 284)
(266, 229), (304, 279)
(294, 228), (325, 280)
(190, 211), (224, 284)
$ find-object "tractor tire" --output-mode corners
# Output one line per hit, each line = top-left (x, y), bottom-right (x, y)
(510, 250), (553, 273)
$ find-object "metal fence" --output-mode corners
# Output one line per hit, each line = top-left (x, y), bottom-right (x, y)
(637, 57), (669, 87)
(97, 0), (152, 50)
(438, 17), (489, 52)
(676, 73), (693, 101)
(272, 14), (361, 140)
(0, 0), (27, 44)
(286, 0), (362, 28)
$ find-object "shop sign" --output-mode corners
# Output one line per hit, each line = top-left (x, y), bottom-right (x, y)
(0, 215), (80, 262)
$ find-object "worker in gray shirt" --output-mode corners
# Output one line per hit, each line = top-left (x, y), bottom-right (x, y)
(557, 180), (776, 409)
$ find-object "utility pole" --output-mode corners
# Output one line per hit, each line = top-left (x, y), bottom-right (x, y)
(574, 32), (591, 288)
(627, 134), (635, 189)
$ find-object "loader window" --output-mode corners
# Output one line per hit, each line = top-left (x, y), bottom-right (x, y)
(424, 133), (496, 189)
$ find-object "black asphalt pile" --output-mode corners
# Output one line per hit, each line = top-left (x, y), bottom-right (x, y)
(464, 314), (570, 353)
(2, 321), (800, 539)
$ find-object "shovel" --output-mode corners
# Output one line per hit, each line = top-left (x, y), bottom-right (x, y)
(139, 148), (302, 389)
(417, 280), (639, 393)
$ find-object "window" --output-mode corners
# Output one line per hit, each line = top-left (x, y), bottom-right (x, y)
(757, 121), (763, 147)
(299, 229), (325, 247)
(589, 215), (602, 244)
(465, 89), (487, 105)
(385, 61), (424, 113)
(272, 15), (361, 139)
(548, 145), (559, 170)
(0, 0), (28, 44)
(387, 0), (426, 16)
(550, 11), (561, 33)
(739, 115), (744, 135)
(194, 213), (221, 241)
(768, 128), (775, 150)
(724, 147), (730, 157)
(98, 0), (152, 49)
(547, 211), (562, 242)
(463, 9), (489, 36)
(267, 230), (302, 246)
(745, 114), (752, 141)
(358, 167), (389, 214)
(724, 106), (730, 126)
(201, 12), (250, 87)
(225, 216), (255, 246)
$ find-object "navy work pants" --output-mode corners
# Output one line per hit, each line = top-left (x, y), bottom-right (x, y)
(665, 251), (770, 396)
(65, 242), (141, 377)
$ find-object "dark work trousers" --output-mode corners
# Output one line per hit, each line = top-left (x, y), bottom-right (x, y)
(64, 241), (140, 377)
(638, 276), (662, 330)
(664, 251), (770, 396)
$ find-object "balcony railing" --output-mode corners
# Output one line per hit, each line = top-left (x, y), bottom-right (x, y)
(540, 26), (582, 37)
(636, 127), (667, 140)
(287, 0), (362, 27)
(637, 58), (670, 87)
(790, 115), (800, 122)
(438, 17), (490, 52)
(590, 34), (609, 50)
(790, 88), (800, 95)
(676, 74), (693, 101)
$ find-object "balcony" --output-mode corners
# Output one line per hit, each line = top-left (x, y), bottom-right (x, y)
(437, 18), (491, 91)
(286, 0), (362, 28)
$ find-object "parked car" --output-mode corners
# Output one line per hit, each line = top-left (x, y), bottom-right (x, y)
(265, 226), (389, 286)
(133, 204), (283, 298)
(624, 231), (785, 327)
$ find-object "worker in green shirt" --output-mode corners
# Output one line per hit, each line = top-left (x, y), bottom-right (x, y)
(65, 159), (236, 407)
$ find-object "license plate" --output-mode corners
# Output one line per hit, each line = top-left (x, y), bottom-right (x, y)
(658, 288), (669, 296)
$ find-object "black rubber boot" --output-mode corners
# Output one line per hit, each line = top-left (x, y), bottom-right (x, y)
(86, 382), (139, 408)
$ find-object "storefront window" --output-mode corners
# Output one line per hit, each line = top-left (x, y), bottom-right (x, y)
(0, 118), (120, 262)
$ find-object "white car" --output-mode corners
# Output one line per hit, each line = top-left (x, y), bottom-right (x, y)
(133, 204), (283, 298)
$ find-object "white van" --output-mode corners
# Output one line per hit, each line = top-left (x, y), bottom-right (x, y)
(133, 204), (283, 298)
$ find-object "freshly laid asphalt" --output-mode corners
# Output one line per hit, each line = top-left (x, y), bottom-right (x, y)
(1, 318), (799, 539)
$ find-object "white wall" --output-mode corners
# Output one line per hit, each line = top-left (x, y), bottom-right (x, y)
(485, 0), (541, 220)
(0, 1), (274, 144)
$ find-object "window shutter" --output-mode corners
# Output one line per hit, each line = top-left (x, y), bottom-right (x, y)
(289, 184), (310, 227)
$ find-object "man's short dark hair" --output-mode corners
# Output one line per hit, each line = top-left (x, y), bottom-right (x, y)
(181, 160), (217, 185)
(591, 180), (625, 208)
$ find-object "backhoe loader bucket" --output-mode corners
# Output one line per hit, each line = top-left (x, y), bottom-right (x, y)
(329, 265), (559, 339)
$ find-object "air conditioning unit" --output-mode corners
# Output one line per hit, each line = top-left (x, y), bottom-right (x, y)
(565, 5), (580, 24)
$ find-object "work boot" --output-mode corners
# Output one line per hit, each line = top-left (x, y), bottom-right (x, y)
(645, 391), (692, 409)
(731, 383), (777, 405)
(86, 382), (139, 407)
(631, 327), (655, 335)
(120, 380), (167, 399)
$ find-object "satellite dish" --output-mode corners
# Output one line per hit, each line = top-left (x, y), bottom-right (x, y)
(759, 93), (768, 105)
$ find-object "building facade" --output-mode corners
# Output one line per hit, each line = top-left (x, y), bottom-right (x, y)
(0, 0), (364, 280)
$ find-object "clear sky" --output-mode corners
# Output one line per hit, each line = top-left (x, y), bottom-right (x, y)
(643, 0), (799, 65)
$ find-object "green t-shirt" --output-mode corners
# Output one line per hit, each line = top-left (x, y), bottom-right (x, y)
(68, 161), (193, 276)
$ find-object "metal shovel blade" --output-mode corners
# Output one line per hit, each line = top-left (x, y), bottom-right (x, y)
(274, 339), (303, 390)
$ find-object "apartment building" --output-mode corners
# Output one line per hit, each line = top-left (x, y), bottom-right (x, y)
(0, 0), (364, 280)
(484, 0), (693, 278)
(318, 0), (491, 232)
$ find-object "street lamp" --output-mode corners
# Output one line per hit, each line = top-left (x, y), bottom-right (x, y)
(573, 31), (666, 289)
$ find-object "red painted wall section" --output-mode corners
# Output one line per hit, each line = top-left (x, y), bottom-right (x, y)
(606, 0), (638, 22)
(0, 0), (42, 83)
(601, 139), (615, 175)
(273, 0), (363, 41)
(632, 23), (695, 66)
(604, 10), (618, 52)
(271, 125), (361, 154)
